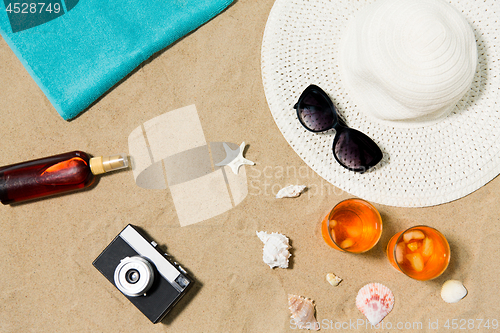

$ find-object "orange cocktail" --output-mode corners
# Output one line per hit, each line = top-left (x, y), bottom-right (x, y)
(386, 226), (450, 280)
(321, 198), (382, 253)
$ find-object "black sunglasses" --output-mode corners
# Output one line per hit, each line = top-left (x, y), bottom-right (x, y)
(294, 85), (383, 173)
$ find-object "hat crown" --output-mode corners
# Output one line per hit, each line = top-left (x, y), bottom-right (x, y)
(339, 0), (477, 125)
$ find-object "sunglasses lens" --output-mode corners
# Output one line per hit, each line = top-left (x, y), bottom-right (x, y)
(297, 90), (335, 132)
(334, 129), (383, 172)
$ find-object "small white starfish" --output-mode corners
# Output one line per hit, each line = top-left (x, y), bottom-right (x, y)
(215, 142), (255, 174)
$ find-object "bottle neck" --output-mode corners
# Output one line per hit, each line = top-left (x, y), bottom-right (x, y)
(89, 154), (129, 175)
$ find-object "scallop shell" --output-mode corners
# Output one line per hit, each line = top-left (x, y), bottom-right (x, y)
(256, 231), (291, 269)
(441, 280), (467, 303)
(356, 283), (394, 326)
(288, 294), (320, 331)
(276, 185), (307, 198)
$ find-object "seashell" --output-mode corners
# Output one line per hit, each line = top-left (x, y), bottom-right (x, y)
(441, 280), (467, 303)
(256, 231), (291, 269)
(288, 294), (320, 331)
(326, 273), (343, 286)
(356, 283), (394, 326)
(276, 185), (307, 198)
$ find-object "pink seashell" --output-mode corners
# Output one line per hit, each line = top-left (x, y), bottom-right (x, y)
(356, 283), (394, 326)
(288, 294), (320, 331)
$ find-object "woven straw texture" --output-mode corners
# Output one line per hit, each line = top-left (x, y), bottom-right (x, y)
(261, 0), (500, 207)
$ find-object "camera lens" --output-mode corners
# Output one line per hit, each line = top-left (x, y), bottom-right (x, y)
(125, 269), (140, 284)
(114, 256), (154, 297)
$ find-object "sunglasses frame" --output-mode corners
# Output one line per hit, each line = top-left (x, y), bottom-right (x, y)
(293, 84), (383, 173)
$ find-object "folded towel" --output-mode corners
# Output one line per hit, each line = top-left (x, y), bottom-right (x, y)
(0, 0), (233, 120)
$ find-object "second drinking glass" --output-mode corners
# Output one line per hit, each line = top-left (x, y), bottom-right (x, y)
(386, 225), (450, 280)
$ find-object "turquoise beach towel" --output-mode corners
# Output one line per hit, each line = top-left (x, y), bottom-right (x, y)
(0, 0), (233, 120)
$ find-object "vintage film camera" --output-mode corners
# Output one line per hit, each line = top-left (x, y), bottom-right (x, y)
(93, 224), (192, 323)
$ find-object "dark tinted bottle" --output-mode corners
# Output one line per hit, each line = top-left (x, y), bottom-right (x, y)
(0, 151), (128, 204)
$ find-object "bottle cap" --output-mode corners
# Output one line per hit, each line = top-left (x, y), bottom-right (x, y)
(90, 154), (129, 175)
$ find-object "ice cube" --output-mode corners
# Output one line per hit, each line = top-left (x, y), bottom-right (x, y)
(346, 226), (362, 238)
(422, 237), (434, 257)
(340, 238), (355, 249)
(403, 230), (425, 243)
(396, 243), (405, 263)
(407, 241), (419, 252)
(406, 253), (424, 272)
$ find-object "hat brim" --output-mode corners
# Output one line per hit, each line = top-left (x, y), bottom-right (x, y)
(261, 0), (500, 207)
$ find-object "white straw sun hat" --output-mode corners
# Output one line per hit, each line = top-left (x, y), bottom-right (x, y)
(340, 0), (477, 125)
(261, 0), (500, 207)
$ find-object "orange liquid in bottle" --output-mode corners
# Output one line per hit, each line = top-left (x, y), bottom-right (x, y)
(386, 226), (450, 280)
(0, 151), (95, 204)
(321, 199), (382, 253)
(0, 151), (128, 205)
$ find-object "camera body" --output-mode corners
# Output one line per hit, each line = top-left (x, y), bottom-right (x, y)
(93, 224), (192, 323)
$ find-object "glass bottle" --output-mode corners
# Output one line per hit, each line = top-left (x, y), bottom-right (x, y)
(0, 151), (128, 205)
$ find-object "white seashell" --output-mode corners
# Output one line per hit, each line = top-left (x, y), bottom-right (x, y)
(288, 294), (320, 331)
(441, 280), (467, 303)
(356, 283), (395, 326)
(326, 273), (343, 286)
(256, 231), (291, 269)
(276, 185), (307, 198)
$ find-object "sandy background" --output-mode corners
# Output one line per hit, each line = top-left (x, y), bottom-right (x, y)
(1, 0), (499, 332)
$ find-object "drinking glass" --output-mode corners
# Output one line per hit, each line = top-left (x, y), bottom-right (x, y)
(321, 198), (382, 253)
(386, 225), (450, 280)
